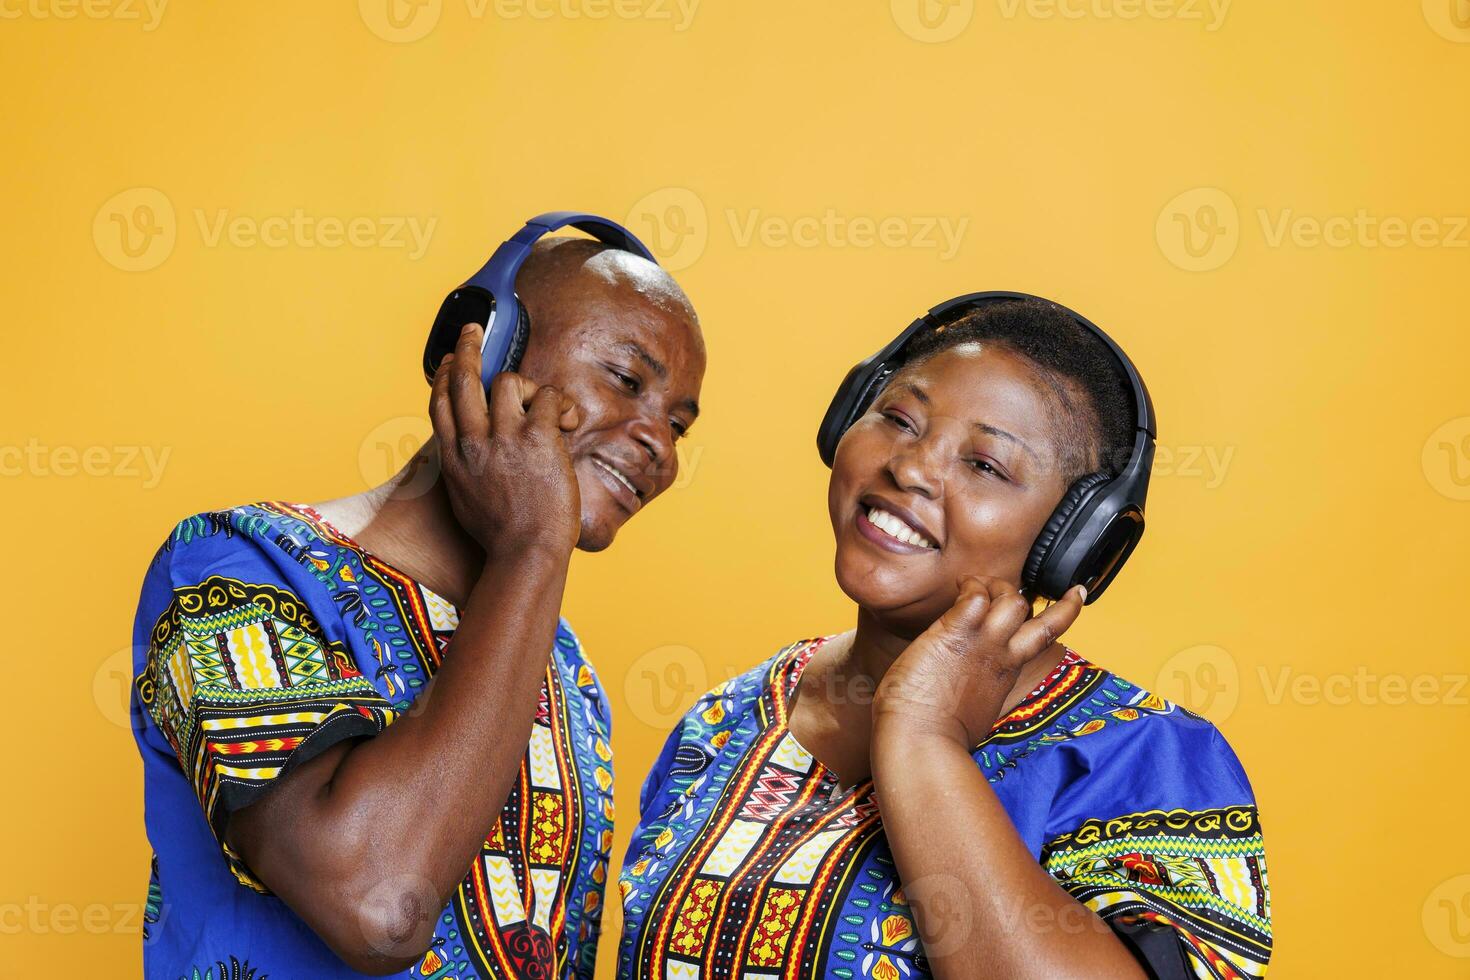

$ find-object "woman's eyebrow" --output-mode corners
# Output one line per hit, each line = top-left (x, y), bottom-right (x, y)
(973, 422), (1040, 463)
(897, 382), (1037, 462)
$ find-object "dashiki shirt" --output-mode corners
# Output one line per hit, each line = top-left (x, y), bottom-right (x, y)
(131, 503), (615, 980)
(619, 638), (1271, 980)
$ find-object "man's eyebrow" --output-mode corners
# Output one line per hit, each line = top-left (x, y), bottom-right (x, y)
(617, 341), (667, 380)
(617, 340), (700, 419)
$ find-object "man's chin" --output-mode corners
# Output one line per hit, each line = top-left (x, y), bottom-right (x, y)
(573, 511), (625, 553)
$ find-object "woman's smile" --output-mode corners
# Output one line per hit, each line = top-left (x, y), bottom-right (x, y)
(854, 495), (938, 554)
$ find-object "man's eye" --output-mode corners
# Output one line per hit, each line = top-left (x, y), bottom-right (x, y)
(670, 420), (688, 440)
(612, 369), (640, 393)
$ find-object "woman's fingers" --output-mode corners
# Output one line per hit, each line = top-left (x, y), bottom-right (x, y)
(938, 575), (995, 636)
(1009, 586), (1086, 661)
(449, 323), (491, 442)
(976, 582), (1031, 652)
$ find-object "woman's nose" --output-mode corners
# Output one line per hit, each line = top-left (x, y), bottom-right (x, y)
(886, 440), (943, 500)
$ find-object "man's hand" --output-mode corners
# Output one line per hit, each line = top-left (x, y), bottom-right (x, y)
(873, 576), (1087, 747)
(430, 322), (581, 561)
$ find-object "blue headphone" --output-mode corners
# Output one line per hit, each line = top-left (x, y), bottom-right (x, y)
(422, 211), (658, 388)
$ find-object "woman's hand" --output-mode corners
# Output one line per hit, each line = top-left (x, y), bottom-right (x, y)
(429, 322), (582, 562)
(872, 576), (1087, 748)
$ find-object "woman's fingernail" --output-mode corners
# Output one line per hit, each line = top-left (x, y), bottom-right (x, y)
(1077, 585), (1088, 603)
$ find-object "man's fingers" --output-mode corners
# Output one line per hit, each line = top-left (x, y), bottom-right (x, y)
(429, 352), (458, 449)
(557, 393), (581, 433)
(448, 324), (491, 442)
(1009, 585), (1086, 661)
(488, 371), (538, 433)
(526, 384), (566, 430)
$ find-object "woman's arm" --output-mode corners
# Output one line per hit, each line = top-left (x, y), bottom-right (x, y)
(870, 577), (1146, 980)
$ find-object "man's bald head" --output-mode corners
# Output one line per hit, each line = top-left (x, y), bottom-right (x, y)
(516, 236), (700, 340)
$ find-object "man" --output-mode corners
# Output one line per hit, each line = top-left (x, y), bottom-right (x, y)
(131, 236), (706, 978)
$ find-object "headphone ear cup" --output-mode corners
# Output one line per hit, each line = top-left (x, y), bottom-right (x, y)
(1023, 471), (1112, 594)
(503, 303), (532, 373)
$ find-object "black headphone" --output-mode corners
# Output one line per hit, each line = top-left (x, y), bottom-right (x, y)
(816, 291), (1157, 604)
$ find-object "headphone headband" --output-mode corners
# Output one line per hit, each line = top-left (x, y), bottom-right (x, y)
(422, 211), (658, 387)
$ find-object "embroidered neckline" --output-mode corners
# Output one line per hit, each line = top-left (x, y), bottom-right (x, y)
(270, 501), (460, 613)
(768, 635), (1098, 762)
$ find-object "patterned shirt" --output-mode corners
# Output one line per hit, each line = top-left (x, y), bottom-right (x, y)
(618, 638), (1271, 980)
(131, 502), (615, 980)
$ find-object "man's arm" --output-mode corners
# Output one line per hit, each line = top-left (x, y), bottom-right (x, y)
(226, 324), (584, 975)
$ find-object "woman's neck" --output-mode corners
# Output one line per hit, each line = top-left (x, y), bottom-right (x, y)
(795, 603), (1067, 778)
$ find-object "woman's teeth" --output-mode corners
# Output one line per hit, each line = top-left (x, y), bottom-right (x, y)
(866, 507), (935, 549)
(595, 458), (639, 497)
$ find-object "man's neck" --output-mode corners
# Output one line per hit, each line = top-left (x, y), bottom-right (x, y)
(311, 442), (486, 608)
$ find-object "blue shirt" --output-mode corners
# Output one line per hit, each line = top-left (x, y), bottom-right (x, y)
(131, 502), (614, 980)
(618, 637), (1271, 980)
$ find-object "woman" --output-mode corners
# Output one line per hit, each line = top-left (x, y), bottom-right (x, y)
(617, 296), (1270, 980)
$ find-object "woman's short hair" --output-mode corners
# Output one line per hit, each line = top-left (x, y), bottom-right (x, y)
(898, 298), (1136, 486)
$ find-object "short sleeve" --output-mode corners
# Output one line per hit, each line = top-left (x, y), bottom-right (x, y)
(136, 554), (396, 892)
(1039, 727), (1272, 979)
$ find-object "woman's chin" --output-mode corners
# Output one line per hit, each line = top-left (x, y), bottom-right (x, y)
(834, 558), (938, 621)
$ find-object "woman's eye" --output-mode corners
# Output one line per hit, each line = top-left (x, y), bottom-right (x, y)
(968, 458), (1005, 479)
(883, 410), (913, 431)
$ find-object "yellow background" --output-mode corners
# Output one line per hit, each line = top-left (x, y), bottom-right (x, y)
(3, 0), (1468, 974)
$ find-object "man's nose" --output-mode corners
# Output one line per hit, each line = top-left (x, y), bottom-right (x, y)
(628, 414), (672, 474)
